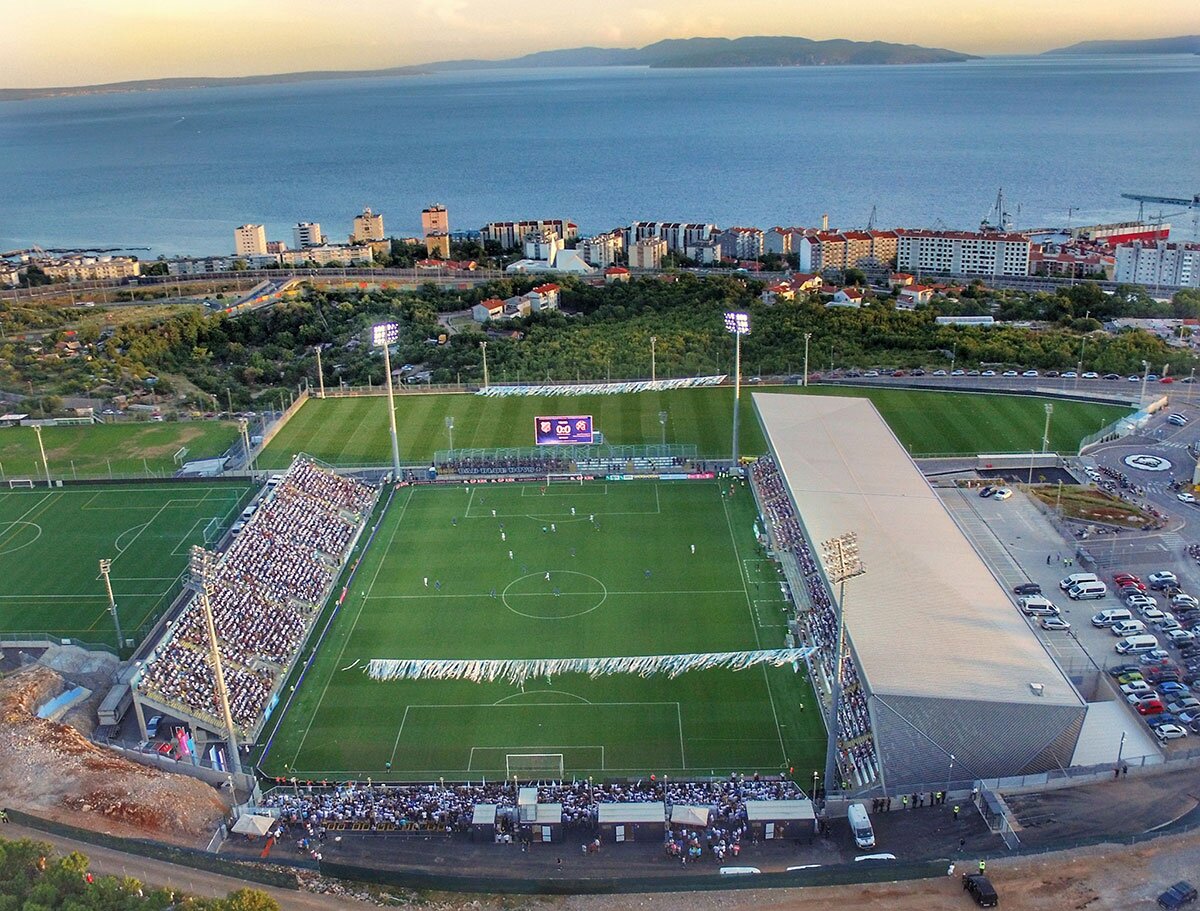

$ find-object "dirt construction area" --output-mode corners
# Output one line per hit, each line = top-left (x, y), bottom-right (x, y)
(0, 665), (228, 843)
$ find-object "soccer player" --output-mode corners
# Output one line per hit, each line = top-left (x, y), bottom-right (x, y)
(545, 571), (551, 582)
(423, 577), (429, 588)
(508, 550), (514, 560)
(690, 544), (695, 554)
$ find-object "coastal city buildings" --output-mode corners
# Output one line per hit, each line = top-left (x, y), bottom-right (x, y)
(716, 226), (765, 260)
(280, 244), (373, 266)
(351, 207), (385, 243)
(482, 220), (578, 249)
(421, 204), (449, 257)
(796, 230), (898, 272)
(169, 254), (281, 275)
(1114, 240), (1200, 288)
(624, 222), (715, 254)
(234, 224), (268, 257)
(40, 256), (141, 281)
(896, 229), (1031, 277)
(630, 236), (668, 270)
(293, 222), (324, 249)
(1029, 244), (1115, 280)
(578, 231), (624, 267)
(523, 229), (564, 262)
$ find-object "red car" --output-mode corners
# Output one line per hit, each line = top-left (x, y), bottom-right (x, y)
(1115, 573), (1143, 586)
(1138, 699), (1166, 716)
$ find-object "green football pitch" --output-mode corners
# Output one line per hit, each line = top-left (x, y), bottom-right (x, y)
(0, 482), (252, 648)
(0, 421), (241, 481)
(258, 386), (1129, 467)
(262, 479), (823, 782)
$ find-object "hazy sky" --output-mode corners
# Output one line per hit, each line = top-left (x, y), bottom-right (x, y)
(4, 0), (1198, 87)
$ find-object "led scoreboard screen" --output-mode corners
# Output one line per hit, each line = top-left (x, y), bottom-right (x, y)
(535, 415), (594, 446)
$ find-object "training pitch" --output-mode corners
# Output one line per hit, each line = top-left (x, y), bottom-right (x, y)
(259, 386), (1130, 467)
(0, 482), (252, 648)
(262, 479), (822, 782)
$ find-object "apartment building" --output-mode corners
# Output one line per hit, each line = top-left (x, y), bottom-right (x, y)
(764, 227), (812, 255)
(482, 220), (578, 249)
(1114, 241), (1200, 288)
(524, 229), (565, 262)
(351, 207), (385, 243)
(797, 230), (899, 272)
(40, 256), (141, 281)
(895, 229), (1031, 277)
(293, 222), (324, 249)
(685, 240), (723, 265)
(716, 227), (765, 260)
(624, 222), (716, 254)
(280, 244), (373, 266)
(234, 224), (268, 257)
(421, 204), (449, 236)
(578, 231), (624, 267)
(630, 237), (668, 270)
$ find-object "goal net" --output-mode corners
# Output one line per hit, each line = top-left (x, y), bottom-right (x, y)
(203, 516), (223, 545)
(506, 753), (564, 780)
(7, 479), (34, 489)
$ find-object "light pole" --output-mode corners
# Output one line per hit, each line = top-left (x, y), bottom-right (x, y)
(238, 418), (253, 473)
(99, 558), (123, 650)
(1189, 367), (1196, 405)
(1139, 359), (1150, 406)
(820, 532), (866, 799)
(946, 753), (955, 794)
(950, 340), (957, 376)
(32, 424), (50, 487)
(658, 410), (668, 448)
(480, 340), (490, 390)
(650, 336), (657, 384)
(445, 415), (455, 457)
(372, 322), (402, 478)
(724, 311), (751, 469)
(803, 332), (812, 387)
(1117, 730), (1126, 765)
(1042, 402), (1054, 453)
(187, 547), (242, 775)
(314, 346), (325, 398)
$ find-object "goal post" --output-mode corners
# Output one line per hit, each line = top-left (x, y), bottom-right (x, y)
(7, 479), (35, 489)
(202, 515), (223, 545)
(506, 753), (565, 780)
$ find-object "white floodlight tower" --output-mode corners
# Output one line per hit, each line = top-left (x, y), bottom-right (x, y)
(724, 311), (751, 468)
(98, 558), (123, 650)
(372, 322), (402, 477)
(187, 546), (242, 775)
(820, 531), (867, 800)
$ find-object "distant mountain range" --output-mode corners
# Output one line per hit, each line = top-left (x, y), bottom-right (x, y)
(1043, 35), (1200, 55)
(0, 35), (976, 102)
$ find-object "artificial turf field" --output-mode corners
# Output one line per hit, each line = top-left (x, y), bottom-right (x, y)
(0, 421), (241, 480)
(258, 385), (1130, 467)
(262, 479), (822, 782)
(0, 481), (252, 647)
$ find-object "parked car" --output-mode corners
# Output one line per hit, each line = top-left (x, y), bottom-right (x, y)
(1156, 880), (1197, 909)
(978, 486), (995, 498)
(1147, 713), (1183, 728)
(1115, 573), (1143, 585)
(1061, 371), (1077, 378)
(1173, 594), (1200, 609)
(932, 369), (947, 377)
(1156, 723), (1190, 742)
(1117, 671), (1145, 685)
(1110, 664), (1143, 678)
(1167, 697), (1200, 715)
(1003, 370), (1019, 377)
(1168, 413), (1189, 427)
(993, 488), (1013, 501)
(1040, 616), (1071, 631)
(1158, 681), (1191, 696)
(1121, 681), (1154, 696)
(963, 873), (999, 908)
(1013, 582), (1042, 595)
(981, 370), (996, 377)
(1159, 619), (1183, 633)
(1169, 630), (1197, 646)
(1178, 493), (1197, 504)
(1150, 572), (1179, 589)
(1138, 699), (1167, 715)
(1019, 596), (1059, 616)
(1129, 691), (1162, 706)
(144, 715), (163, 738)
(1082, 372), (1100, 379)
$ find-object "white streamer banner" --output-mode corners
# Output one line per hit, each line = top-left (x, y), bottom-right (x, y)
(364, 648), (814, 686)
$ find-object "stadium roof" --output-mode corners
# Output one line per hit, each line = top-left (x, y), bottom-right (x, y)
(752, 392), (1081, 709)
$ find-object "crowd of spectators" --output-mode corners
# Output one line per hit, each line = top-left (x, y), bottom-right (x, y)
(257, 773), (804, 837)
(750, 457), (879, 788)
(136, 458), (377, 732)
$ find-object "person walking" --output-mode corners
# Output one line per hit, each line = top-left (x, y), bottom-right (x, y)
(423, 577), (429, 588)
(978, 859), (986, 876)
(953, 805), (960, 821)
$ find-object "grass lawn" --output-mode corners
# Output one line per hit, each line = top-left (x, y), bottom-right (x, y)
(261, 480), (822, 782)
(0, 481), (252, 647)
(0, 421), (241, 481)
(259, 386), (1131, 468)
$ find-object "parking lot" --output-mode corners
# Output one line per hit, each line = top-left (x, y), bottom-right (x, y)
(938, 396), (1200, 759)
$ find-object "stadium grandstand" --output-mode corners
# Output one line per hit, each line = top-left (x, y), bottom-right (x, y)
(130, 457), (378, 755)
(750, 393), (1086, 794)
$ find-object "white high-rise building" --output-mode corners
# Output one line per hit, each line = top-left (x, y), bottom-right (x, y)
(896, 230), (1031, 277)
(293, 222), (324, 249)
(234, 224), (267, 257)
(1114, 241), (1200, 288)
(523, 229), (565, 262)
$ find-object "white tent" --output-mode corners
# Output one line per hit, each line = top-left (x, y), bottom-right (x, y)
(670, 805), (710, 828)
(231, 814), (275, 836)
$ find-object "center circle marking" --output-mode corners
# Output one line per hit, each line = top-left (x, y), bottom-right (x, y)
(501, 571), (608, 620)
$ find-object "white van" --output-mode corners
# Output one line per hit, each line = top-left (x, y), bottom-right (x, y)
(1019, 596), (1059, 616)
(1061, 572), (1099, 591)
(1068, 581), (1107, 600)
(847, 802), (875, 849)
(1116, 634), (1159, 654)
(240, 505), (257, 521)
(1111, 619), (1147, 637)
(1092, 608), (1133, 627)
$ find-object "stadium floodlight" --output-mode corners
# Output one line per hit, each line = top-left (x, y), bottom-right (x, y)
(445, 415), (455, 454)
(803, 332), (813, 387)
(98, 559), (123, 652)
(480, 340), (490, 390)
(819, 531), (866, 801)
(724, 312), (751, 469)
(187, 546), (243, 775)
(650, 335), (657, 384)
(658, 410), (668, 447)
(372, 322), (402, 477)
(32, 424), (50, 488)
(1041, 402), (1054, 454)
